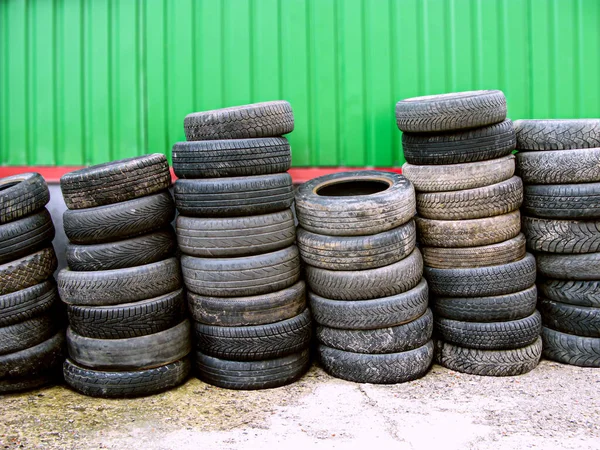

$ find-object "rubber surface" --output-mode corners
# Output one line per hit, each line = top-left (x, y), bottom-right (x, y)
(536, 252), (600, 280)
(0, 173), (50, 224)
(523, 183), (600, 219)
(514, 119), (600, 150)
(516, 148), (600, 184)
(0, 208), (55, 264)
(0, 246), (58, 295)
(0, 314), (56, 356)
(0, 280), (57, 326)
(0, 331), (65, 378)
(539, 298), (600, 338)
(0, 372), (59, 394)
(522, 216), (600, 254)
(541, 327), (600, 368)
(538, 278), (600, 307)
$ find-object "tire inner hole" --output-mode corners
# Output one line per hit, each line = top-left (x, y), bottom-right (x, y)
(316, 180), (390, 197)
(0, 182), (20, 191)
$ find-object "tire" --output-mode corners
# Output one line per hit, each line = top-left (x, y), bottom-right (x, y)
(0, 173), (50, 224)
(188, 281), (306, 326)
(422, 233), (526, 269)
(424, 253), (536, 297)
(522, 216), (600, 254)
(297, 220), (416, 271)
(0, 331), (65, 378)
(538, 278), (600, 308)
(66, 320), (191, 370)
(184, 101), (294, 141)
(195, 349), (310, 390)
(177, 210), (295, 258)
(174, 174), (294, 218)
(402, 155), (515, 192)
(316, 309), (433, 354)
(0, 209), (55, 264)
(308, 278), (429, 330)
(536, 252), (600, 281)
(63, 357), (190, 398)
(0, 372), (60, 394)
(541, 327), (600, 368)
(416, 211), (521, 248)
(318, 341), (434, 384)
(173, 137), (291, 178)
(181, 245), (300, 297)
(401, 120), (516, 165)
(65, 228), (176, 271)
(57, 258), (182, 306)
(295, 171), (415, 236)
(435, 337), (542, 376)
(432, 285), (538, 322)
(516, 148), (600, 184)
(514, 119), (600, 150)
(67, 289), (186, 339)
(416, 176), (523, 221)
(305, 248), (423, 300)
(523, 183), (600, 220)
(63, 191), (176, 245)
(539, 298), (600, 338)
(60, 154), (171, 209)
(0, 314), (56, 356)
(0, 247), (58, 295)
(0, 280), (57, 326)
(395, 90), (507, 133)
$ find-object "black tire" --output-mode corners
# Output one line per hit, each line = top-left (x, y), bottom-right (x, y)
(522, 216), (600, 254)
(177, 210), (295, 258)
(425, 253), (536, 297)
(539, 298), (600, 338)
(305, 248), (423, 300)
(0, 280), (57, 326)
(67, 289), (186, 339)
(0, 173), (50, 224)
(541, 327), (600, 368)
(194, 308), (311, 361)
(523, 183), (600, 220)
(422, 234), (526, 269)
(0, 314), (56, 356)
(188, 281), (306, 327)
(516, 148), (600, 184)
(0, 209), (55, 264)
(60, 154), (171, 209)
(184, 101), (294, 141)
(295, 171), (415, 236)
(65, 228), (176, 271)
(536, 252), (600, 281)
(0, 247), (58, 295)
(401, 120), (516, 165)
(174, 173), (294, 218)
(0, 331), (65, 378)
(538, 278), (600, 308)
(308, 278), (428, 330)
(432, 285), (538, 322)
(66, 320), (191, 370)
(195, 349), (310, 390)
(318, 341), (434, 384)
(297, 220), (416, 271)
(57, 258), (182, 306)
(416, 211), (521, 248)
(63, 357), (190, 398)
(435, 337), (542, 376)
(173, 137), (291, 178)
(181, 245), (300, 297)
(316, 309), (433, 354)
(395, 90), (507, 133)
(514, 119), (600, 150)
(0, 372), (60, 394)
(416, 176), (523, 221)
(63, 191), (176, 245)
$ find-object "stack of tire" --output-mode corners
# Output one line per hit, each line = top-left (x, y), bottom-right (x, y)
(57, 155), (191, 398)
(515, 119), (600, 368)
(0, 173), (65, 393)
(396, 90), (542, 377)
(172, 101), (311, 390)
(295, 170), (434, 384)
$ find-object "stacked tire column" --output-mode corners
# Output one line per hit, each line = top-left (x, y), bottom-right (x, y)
(0, 173), (64, 393)
(295, 171), (434, 384)
(173, 101), (311, 389)
(397, 90), (542, 376)
(516, 119), (600, 367)
(57, 155), (191, 398)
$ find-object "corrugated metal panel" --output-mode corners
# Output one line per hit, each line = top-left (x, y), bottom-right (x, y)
(1, 0), (599, 167)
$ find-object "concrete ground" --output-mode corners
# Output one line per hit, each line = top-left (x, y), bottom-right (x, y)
(1, 360), (599, 450)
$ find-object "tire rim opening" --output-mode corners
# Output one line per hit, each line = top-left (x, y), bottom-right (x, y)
(0, 181), (20, 192)
(316, 180), (391, 197)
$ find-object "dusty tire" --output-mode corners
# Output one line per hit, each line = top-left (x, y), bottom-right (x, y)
(0, 314), (56, 356)
(541, 327), (600, 368)
(516, 148), (600, 184)
(0, 280), (57, 326)
(536, 252), (600, 281)
(538, 278), (600, 308)
(522, 216), (600, 254)
(0, 173), (50, 224)
(539, 299), (600, 338)
(0, 247), (58, 295)
(295, 171), (416, 236)
(184, 101), (294, 141)
(523, 183), (600, 220)
(0, 209), (55, 264)
(514, 119), (600, 150)
(0, 372), (60, 394)
(0, 331), (65, 378)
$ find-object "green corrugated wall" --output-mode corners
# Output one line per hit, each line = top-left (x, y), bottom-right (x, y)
(1, 0), (599, 167)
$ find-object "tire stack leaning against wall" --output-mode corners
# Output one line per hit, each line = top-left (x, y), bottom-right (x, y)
(515, 119), (600, 368)
(57, 155), (191, 398)
(174, 101), (312, 390)
(295, 170), (434, 384)
(397, 90), (542, 376)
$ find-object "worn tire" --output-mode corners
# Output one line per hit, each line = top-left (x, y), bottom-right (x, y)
(318, 341), (433, 384)
(0, 372), (60, 394)
(536, 252), (600, 281)
(538, 278), (600, 308)
(0, 209), (55, 264)
(0, 280), (57, 326)
(523, 183), (600, 220)
(63, 191), (175, 245)
(516, 148), (600, 184)
(177, 210), (295, 258)
(0, 247), (57, 295)
(295, 171), (416, 236)
(0, 331), (65, 378)
(539, 298), (600, 338)
(0, 314), (56, 356)
(514, 119), (600, 150)
(0, 173), (50, 224)
(541, 327), (600, 368)
(522, 216), (600, 254)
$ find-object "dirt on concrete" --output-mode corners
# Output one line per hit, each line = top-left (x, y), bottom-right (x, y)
(1, 360), (599, 450)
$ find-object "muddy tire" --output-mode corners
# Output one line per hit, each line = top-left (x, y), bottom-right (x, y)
(0, 372), (60, 394)
(0, 247), (58, 295)
(0, 314), (56, 356)
(0, 209), (55, 264)
(0, 331), (65, 378)
(539, 298), (600, 338)
(522, 216), (600, 254)
(523, 183), (600, 220)
(541, 327), (600, 368)
(536, 252), (600, 281)
(0, 173), (50, 224)
(538, 278), (600, 308)
(516, 148), (600, 184)
(0, 280), (57, 326)
(514, 119), (600, 150)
